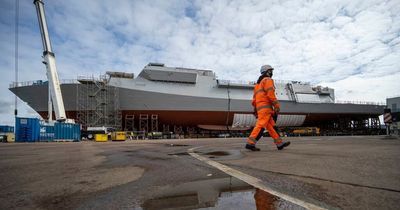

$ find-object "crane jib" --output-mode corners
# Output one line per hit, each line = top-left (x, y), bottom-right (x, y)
(33, 0), (66, 121)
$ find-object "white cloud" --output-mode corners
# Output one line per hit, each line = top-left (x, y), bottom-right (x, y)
(0, 0), (399, 125)
(332, 16), (353, 28)
(320, 72), (400, 102)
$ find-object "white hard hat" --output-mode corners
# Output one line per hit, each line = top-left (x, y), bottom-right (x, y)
(260, 65), (274, 74)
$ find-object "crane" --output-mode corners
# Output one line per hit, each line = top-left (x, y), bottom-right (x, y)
(33, 0), (66, 121)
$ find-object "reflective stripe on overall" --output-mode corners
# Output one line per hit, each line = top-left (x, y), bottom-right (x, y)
(247, 108), (282, 145)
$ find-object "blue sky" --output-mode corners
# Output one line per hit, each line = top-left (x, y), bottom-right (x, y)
(0, 0), (399, 125)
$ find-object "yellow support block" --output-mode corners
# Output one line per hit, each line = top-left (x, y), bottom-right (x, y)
(95, 134), (108, 142)
(112, 132), (126, 141)
(6, 133), (15, 143)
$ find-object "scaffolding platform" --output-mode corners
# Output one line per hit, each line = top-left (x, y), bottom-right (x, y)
(76, 75), (122, 131)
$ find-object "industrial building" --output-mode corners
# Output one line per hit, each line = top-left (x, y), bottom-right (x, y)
(386, 96), (400, 135)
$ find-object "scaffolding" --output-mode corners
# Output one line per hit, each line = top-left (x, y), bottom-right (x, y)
(124, 115), (135, 131)
(139, 114), (149, 133)
(76, 75), (122, 130)
(151, 114), (159, 132)
(163, 124), (170, 132)
(174, 125), (183, 135)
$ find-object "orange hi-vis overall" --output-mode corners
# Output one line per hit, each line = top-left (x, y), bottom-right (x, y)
(247, 77), (282, 146)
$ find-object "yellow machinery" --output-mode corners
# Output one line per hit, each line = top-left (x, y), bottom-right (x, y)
(292, 127), (320, 136)
(0, 133), (14, 143)
(95, 134), (108, 142)
(6, 133), (15, 142)
(111, 132), (126, 141)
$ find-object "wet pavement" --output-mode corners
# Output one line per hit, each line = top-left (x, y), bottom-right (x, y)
(139, 176), (304, 210)
(0, 136), (399, 209)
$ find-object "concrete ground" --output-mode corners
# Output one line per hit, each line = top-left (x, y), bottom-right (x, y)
(0, 136), (399, 209)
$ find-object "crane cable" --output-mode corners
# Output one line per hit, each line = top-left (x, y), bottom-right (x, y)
(14, 0), (19, 116)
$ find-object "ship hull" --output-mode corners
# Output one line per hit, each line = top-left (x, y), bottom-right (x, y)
(9, 63), (385, 131)
(10, 83), (385, 131)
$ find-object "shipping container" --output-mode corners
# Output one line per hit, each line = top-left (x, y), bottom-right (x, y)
(15, 117), (40, 142)
(54, 122), (80, 141)
(15, 117), (81, 142)
(0, 125), (14, 133)
(39, 125), (55, 142)
(95, 134), (108, 142)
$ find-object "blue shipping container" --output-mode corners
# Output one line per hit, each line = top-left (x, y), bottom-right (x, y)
(15, 117), (80, 142)
(54, 122), (80, 141)
(39, 125), (55, 141)
(0, 125), (14, 133)
(15, 117), (40, 142)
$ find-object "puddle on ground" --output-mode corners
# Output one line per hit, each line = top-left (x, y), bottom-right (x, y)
(203, 150), (243, 160)
(137, 176), (305, 210)
(205, 151), (230, 156)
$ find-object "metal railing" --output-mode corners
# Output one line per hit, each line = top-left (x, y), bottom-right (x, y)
(217, 79), (255, 86)
(217, 79), (311, 86)
(335, 100), (386, 106)
(9, 79), (78, 88)
(289, 99), (385, 106)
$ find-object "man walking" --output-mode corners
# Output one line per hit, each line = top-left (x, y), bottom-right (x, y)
(245, 65), (290, 151)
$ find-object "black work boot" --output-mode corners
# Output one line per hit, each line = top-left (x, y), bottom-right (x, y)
(276, 141), (290, 150)
(245, 144), (261, 151)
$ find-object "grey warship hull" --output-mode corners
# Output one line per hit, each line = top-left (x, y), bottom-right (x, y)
(9, 64), (385, 131)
